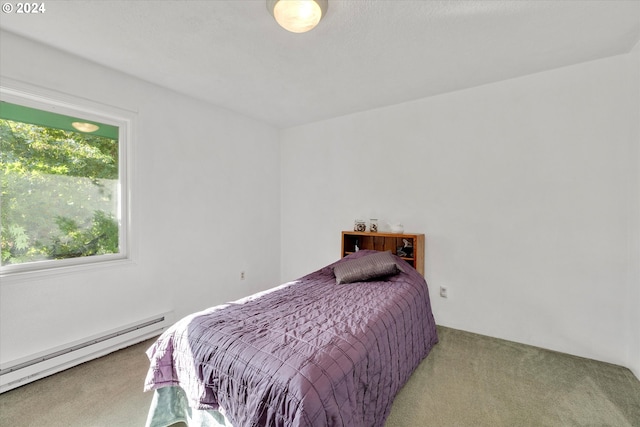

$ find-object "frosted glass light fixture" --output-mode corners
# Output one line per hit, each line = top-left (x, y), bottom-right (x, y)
(71, 122), (100, 133)
(267, 0), (328, 33)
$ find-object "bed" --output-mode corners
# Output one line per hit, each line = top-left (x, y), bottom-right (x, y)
(144, 250), (438, 427)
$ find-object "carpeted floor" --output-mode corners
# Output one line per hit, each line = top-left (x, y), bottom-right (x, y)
(1, 326), (639, 426)
(0, 337), (157, 427)
(385, 327), (640, 427)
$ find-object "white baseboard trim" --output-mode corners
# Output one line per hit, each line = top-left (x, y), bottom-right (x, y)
(0, 312), (174, 393)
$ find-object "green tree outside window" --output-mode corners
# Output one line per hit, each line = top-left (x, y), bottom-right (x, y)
(1, 114), (120, 266)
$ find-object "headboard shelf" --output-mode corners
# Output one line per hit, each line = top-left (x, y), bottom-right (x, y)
(341, 231), (425, 275)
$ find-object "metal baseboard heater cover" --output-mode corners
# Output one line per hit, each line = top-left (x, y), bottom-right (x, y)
(0, 312), (174, 393)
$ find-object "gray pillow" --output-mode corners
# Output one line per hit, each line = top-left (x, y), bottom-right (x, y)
(334, 251), (404, 284)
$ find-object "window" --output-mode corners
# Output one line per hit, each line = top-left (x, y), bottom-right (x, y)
(0, 86), (131, 275)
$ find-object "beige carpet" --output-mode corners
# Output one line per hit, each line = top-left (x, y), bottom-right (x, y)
(1, 326), (639, 426)
(0, 337), (156, 427)
(385, 327), (640, 427)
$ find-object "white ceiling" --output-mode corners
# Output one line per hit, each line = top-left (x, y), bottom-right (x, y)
(1, 0), (638, 128)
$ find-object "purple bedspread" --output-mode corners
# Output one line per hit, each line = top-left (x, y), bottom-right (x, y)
(144, 251), (438, 426)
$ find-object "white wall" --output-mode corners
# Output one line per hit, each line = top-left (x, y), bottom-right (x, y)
(281, 48), (640, 373)
(0, 32), (281, 364)
(628, 41), (640, 378)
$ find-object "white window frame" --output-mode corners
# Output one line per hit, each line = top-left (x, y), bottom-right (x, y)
(0, 81), (135, 278)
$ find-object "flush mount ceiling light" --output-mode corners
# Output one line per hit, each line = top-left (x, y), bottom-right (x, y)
(267, 0), (328, 33)
(71, 122), (100, 133)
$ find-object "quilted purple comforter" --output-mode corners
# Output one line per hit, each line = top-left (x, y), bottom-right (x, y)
(144, 251), (438, 427)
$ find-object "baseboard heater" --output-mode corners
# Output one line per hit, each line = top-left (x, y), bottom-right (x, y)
(0, 311), (174, 393)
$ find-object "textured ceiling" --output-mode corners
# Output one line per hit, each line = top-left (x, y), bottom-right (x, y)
(0, 0), (638, 128)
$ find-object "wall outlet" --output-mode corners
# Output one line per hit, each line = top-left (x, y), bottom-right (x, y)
(439, 286), (448, 298)
(240, 271), (245, 280)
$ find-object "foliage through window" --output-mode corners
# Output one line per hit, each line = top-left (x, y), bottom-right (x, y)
(1, 99), (126, 271)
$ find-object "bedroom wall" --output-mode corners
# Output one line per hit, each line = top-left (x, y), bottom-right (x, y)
(280, 48), (640, 373)
(628, 41), (640, 379)
(0, 31), (281, 364)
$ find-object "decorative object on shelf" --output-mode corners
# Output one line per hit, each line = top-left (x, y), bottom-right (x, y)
(266, 0), (328, 33)
(390, 223), (404, 234)
(369, 219), (378, 233)
(397, 238), (413, 258)
(354, 219), (366, 232)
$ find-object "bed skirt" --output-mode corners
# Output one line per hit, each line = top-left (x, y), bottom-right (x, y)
(145, 386), (233, 427)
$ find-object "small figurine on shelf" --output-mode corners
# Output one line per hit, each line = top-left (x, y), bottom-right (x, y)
(390, 223), (404, 234)
(397, 238), (413, 258)
(369, 219), (378, 232)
